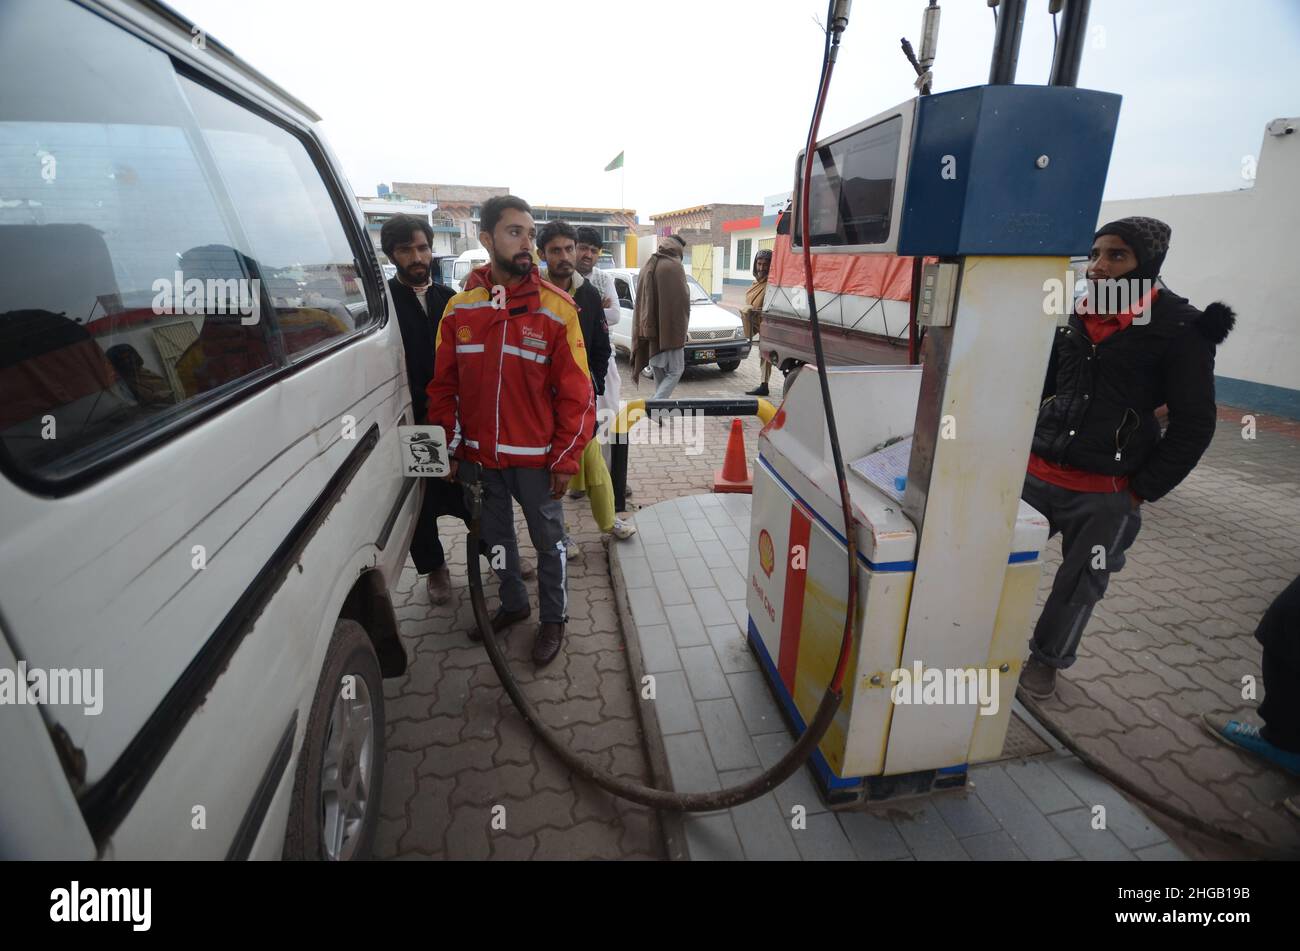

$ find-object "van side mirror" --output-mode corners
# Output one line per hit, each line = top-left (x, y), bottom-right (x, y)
(618, 298), (633, 309)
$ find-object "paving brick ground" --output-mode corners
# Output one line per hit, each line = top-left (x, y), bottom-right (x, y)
(1020, 407), (1300, 855)
(374, 514), (663, 860)
(611, 492), (1187, 861)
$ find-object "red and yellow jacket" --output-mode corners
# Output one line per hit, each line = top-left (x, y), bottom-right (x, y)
(427, 264), (593, 474)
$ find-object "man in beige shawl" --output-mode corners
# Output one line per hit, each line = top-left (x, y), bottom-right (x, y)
(632, 234), (691, 399)
(743, 247), (773, 396)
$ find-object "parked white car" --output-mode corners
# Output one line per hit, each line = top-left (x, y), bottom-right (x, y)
(0, 0), (420, 860)
(606, 268), (751, 372)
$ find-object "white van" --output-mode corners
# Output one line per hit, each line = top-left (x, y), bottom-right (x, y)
(450, 247), (489, 292)
(0, 0), (421, 860)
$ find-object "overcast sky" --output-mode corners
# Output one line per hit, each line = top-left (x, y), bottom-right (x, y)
(170, 0), (1300, 220)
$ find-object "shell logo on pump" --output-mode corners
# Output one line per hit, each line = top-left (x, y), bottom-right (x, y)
(758, 529), (775, 577)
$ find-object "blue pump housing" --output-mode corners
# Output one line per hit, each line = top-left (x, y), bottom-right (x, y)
(897, 85), (1121, 257)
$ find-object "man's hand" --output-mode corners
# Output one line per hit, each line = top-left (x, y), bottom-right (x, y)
(444, 459), (459, 482)
(550, 471), (571, 499)
(601, 295), (613, 309)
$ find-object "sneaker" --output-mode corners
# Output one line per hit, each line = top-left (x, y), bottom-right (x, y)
(610, 517), (637, 539)
(1199, 714), (1300, 776)
(425, 566), (452, 605)
(568, 489), (587, 500)
(563, 537), (585, 563)
(532, 621), (565, 667)
(468, 605), (529, 642)
(1017, 656), (1057, 700)
(745, 383), (770, 397)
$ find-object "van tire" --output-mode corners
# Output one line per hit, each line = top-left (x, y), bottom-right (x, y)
(283, 619), (385, 861)
(717, 360), (741, 372)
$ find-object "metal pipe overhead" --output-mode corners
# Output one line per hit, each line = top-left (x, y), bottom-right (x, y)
(988, 0), (1027, 85)
(1049, 0), (1093, 87)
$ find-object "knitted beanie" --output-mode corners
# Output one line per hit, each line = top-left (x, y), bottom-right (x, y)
(1094, 216), (1172, 278)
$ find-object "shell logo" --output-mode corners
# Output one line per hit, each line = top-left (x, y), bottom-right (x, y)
(758, 529), (775, 577)
(457, 325), (473, 343)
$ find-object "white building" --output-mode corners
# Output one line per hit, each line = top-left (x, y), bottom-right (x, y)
(356, 196), (459, 261)
(722, 212), (779, 285)
(1096, 116), (1299, 419)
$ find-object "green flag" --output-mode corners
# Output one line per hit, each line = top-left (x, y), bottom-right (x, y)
(604, 150), (624, 172)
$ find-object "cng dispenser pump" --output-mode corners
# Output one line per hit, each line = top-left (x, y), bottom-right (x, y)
(745, 16), (1121, 802)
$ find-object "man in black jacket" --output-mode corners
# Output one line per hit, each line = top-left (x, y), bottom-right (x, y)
(537, 220), (611, 399)
(536, 220), (612, 559)
(1018, 216), (1236, 700)
(382, 213), (467, 605)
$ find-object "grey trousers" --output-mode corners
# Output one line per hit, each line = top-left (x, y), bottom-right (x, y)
(650, 347), (685, 400)
(1022, 474), (1143, 669)
(479, 467), (568, 623)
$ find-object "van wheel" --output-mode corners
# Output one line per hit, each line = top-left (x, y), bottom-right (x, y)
(283, 619), (385, 861)
(717, 360), (741, 372)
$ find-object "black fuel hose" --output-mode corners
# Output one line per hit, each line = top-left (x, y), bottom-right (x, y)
(459, 1), (855, 813)
(463, 465), (840, 812)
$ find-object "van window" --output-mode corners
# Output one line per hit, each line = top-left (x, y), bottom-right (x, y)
(0, 0), (374, 482)
(180, 75), (370, 359)
(614, 278), (633, 304)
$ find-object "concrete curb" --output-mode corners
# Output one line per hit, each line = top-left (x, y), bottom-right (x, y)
(607, 538), (690, 860)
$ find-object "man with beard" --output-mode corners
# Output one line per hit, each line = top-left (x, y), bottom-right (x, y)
(1017, 217), (1235, 700)
(538, 220), (610, 402)
(382, 213), (466, 605)
(427, 196), (594, 666)
(541, 221), (634, 540)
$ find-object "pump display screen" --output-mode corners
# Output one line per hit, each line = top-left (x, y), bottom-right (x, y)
(795, 115), (902, 248)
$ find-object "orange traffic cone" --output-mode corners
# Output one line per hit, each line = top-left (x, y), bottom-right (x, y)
(713, 418), (753, 494)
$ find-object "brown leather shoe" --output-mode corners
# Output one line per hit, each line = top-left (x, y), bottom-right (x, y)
(425, 566), (452, 605)
(532, 621), (565, 667)
(1017, 656), (1058, 700)
(468, 606), (529, 642)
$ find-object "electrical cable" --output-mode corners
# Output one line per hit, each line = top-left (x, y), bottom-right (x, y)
(458, 0), (856, 813)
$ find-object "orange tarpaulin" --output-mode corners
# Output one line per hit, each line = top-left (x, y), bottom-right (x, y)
(767, 233), (917, 302)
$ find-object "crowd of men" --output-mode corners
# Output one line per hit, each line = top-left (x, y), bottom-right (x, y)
(384, 197), (644, 666)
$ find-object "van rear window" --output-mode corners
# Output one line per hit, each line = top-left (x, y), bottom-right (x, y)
(0, 0), (375, 483)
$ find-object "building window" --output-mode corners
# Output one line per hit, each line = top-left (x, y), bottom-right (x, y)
(736, 238), (752, 272)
